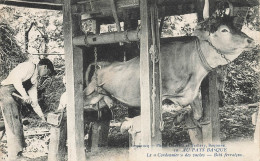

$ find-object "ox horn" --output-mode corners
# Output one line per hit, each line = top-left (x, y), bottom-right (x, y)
(227, 1), (234, 16)
(203, 0), (210, 19)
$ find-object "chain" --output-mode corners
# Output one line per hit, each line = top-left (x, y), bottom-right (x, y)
(206, 39), (249, 106)
(206, 40), (231, 64)
(93, 46), (101, 120)
(89, 0), (94, 11)
(94, 46), (98, 92)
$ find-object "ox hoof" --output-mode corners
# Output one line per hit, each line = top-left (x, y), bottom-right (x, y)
(120, 117), (133, 133)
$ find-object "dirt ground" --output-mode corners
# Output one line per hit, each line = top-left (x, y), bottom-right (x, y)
(0, 105), (258, 161)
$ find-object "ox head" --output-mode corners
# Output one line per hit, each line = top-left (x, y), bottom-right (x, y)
(193, 16), (255, 64)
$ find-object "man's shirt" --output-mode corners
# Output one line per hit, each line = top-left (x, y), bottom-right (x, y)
(1, 61), (38, 104)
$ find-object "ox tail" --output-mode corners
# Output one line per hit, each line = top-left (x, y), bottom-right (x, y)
(85, 61), (112, 86)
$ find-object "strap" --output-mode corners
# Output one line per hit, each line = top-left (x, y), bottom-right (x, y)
(195, 38), (213, 72)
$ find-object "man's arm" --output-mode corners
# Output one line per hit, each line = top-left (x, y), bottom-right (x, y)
(13, 79), (30, 100)
(57, 92), (67, 110)
(28, 83), (46, 121)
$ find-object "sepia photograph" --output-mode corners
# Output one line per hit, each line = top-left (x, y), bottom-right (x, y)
(0, 0), (259, 160)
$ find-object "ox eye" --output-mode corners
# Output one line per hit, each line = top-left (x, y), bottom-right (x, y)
(221, 29), (229, 33)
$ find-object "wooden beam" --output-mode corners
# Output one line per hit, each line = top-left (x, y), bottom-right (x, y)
(1, 0), (258, 12)
(140, 0), (162, 148)
(73, 30), (140, 46)
(63, 0), (85, 160)
(74, 1), (196, 20)
(0, 0), (62, 10)
(201, 71), (221, 144)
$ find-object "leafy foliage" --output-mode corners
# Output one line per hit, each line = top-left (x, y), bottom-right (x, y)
(0, 5), (63, 54)
(246, 6), (260, 31)
(161, 14), (197, 37)
(0, 23), (27, 82)
(223, 48), (260, 105)
(220, 105), (256, 140)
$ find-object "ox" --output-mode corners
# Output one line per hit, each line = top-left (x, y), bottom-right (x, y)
(83, 16), (255, 123)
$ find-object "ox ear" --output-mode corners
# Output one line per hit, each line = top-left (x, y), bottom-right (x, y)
(192, 26), (210, 40)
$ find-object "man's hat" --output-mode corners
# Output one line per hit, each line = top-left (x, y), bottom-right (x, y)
(39, 58), (56, 76)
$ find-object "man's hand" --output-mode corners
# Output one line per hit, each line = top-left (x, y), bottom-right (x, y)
(23, 95), (32, 104)
(41, 116), (47, 122)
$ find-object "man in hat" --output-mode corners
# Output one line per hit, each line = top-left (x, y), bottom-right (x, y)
(0, 55), (56, 160)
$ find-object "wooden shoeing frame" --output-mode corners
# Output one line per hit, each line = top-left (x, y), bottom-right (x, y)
(1, 0), (259, 160)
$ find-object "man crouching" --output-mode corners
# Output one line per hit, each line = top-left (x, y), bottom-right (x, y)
(0, 55), (56, 160)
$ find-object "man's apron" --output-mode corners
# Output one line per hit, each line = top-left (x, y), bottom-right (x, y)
(0, 85), (26, 160)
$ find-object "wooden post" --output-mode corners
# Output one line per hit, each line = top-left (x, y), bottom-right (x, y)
(201, 71), (221, 144)
(254, 106), (259, 154)
(140, 0), (161, 148)
(63, 1), (85, 160)
(91, 120), (110, 152)
(48, 117), (67, 161)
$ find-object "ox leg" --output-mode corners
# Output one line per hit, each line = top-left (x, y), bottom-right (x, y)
(185, 112), (203, 144)
(185, 95), (203, 144)
(127, 107), (140, 148)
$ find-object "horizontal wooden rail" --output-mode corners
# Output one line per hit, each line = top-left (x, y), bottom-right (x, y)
(73, 30), (141, 46)
(32, 53), (64, 55)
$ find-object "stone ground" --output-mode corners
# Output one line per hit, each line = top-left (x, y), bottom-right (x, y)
(0, 105), (258, 161)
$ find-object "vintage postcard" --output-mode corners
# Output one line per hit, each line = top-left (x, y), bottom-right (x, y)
(0, 0), (259, 161)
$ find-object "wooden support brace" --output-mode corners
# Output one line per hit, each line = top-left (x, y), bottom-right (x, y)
(201, 70), (220, 144)
(110, 0), (121, 32)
